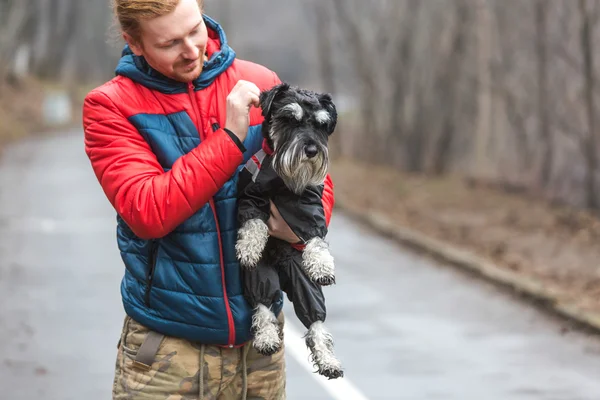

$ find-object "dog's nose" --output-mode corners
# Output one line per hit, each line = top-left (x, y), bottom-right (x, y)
(304, 144), (318, 158)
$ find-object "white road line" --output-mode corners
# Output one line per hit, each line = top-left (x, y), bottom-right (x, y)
(284, 322), (371, 400)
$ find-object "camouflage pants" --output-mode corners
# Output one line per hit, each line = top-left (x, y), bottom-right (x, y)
(112, 315), (286, 400)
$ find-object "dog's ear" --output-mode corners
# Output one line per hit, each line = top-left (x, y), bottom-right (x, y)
(319, 93), (338, 135)
(260, 83), (290, 121)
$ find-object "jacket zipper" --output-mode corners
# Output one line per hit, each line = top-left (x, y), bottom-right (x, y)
(145, 239), (159, 306)
(209, 199), (236, 346)
(188, 83), (236, 346)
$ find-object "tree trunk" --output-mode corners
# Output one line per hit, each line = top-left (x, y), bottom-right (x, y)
(432, 1), (468, 175)
(314, 2), (335, 95)
(536, 0), (553, 189)
(312, 1), (340, 157)
(405, 89), (427, 172)
(0, 0), (31, 86)
(473, 0), (493, 178)
(387, 0), (421, 152)
(579, 0), (600, 210)
(331, 0), (379, 162)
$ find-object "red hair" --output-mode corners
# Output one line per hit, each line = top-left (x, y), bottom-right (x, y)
(113, 0), (204, 42)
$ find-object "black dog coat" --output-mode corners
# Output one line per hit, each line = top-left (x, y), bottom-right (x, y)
(237, 144), (327, 329)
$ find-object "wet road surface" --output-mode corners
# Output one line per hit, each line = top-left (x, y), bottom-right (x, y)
(1, 130), (600, 399)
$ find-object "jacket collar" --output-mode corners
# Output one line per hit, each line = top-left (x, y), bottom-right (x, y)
(115, 15), (235, 94)
(262, 139), (274, 155)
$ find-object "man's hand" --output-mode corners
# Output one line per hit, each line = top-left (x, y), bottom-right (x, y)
(267, 201), (301, 244)
(225, 80), (261, 142)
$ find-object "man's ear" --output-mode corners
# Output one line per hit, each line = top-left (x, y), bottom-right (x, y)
(259, 83), (290, 121)
(319, 93), (338, 135)
(123, 32), (144, 56)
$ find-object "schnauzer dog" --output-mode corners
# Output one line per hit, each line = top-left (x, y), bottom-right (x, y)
(235, 83), (343, 379)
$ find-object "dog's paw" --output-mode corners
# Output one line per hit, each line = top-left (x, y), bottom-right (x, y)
(252, 304), (282, 356)
(315, 275), (336, 286)
(253, 333), (282, 356)
(321, 366), (344, 380)
(305, 321), (344, 379)
(302, 237), (336, 286)
(236, 219), (269, 268)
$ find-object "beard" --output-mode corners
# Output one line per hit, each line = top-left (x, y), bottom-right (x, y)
(272, 136), (329, 195)
(172, 59), (203, 82)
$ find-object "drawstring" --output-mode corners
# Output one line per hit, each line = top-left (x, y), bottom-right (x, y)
(241, 343), (250, 400)
(199, 344), (206, 400)
(199, 343), (249, 399)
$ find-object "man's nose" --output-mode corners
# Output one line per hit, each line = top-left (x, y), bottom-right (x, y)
(182, 38), (200, 59)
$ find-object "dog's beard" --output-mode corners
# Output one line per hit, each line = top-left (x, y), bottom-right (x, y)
(272, 136), (329, 195)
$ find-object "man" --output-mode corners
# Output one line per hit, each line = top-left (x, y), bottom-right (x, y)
(83, 0), (334, 398)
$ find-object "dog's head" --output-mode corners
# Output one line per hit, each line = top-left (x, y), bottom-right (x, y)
(259, 83), (338, 194)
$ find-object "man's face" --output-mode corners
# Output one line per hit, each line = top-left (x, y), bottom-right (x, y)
(126, 0), (208, 83)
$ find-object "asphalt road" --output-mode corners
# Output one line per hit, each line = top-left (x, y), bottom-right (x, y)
(1, 130), (600, 400)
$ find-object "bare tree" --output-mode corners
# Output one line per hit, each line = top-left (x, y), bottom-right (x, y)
(431, 0), (469, 175)
(0, 0), (32, 87)
(308, 1), (343, 158)
(535, 0), (553, 189)
(386, 0), (421, 166)
(312, 1), (336, 96)
(331, 0), (381, 162)
(473, 0), (493, 178)
(578, 0), (600, 210)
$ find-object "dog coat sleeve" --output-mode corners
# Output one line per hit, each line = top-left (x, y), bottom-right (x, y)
(237, 152), (279, 224)
(275, 184), (328, 242)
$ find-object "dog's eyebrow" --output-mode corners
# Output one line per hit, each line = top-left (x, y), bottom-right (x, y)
(315, 110), (330, 124)
(282, 103), (303, 121)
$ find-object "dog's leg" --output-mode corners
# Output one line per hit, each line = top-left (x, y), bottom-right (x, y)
(305, 321), (343, 379)
(236, 219), (269, 269)
(302, 237), (335, 286)
(251, 304), (282, 356)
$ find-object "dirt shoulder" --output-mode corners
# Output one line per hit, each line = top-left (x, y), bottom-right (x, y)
(0, 79), (46, 147)
(0, 79), (88, 151)
(330, 158), (600, 316)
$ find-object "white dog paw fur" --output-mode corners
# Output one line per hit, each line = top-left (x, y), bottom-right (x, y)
(236, 219), (269, 268)
(305, 321), (343, 379)
(252, 304), (282, 356)
(302, 237), (336, 286)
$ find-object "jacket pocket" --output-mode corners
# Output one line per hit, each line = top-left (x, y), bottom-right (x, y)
(144, 240), (159, 307)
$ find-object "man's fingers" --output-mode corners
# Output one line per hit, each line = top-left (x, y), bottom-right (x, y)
(269, 201), (279, 216)
(232, 80), (246, 90)
(246, 83), (261, 107)
(241, 80), (259, 92)
(231, 80), (261, 108)
(244, 82), (260, 98)
(266, 202), (300, 243)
